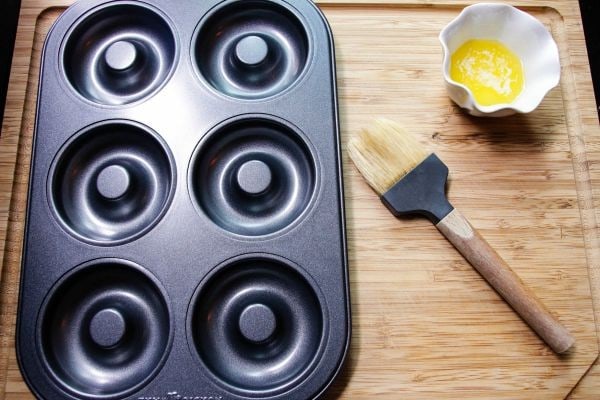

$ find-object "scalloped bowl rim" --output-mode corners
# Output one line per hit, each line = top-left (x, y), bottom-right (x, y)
(439, 3), (561, 116)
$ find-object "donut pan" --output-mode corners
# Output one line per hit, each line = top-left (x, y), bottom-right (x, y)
(16, 0), (350, 399)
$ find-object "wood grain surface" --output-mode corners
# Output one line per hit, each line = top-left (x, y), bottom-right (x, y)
(1, 1), (599, 399)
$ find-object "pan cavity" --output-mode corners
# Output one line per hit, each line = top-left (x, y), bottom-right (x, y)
(49, 121), (175, 245)
(39, 260), (171, 399)
(188, 255), (325, 395)
(189, 117), (316, 237)
(193, 0), (310, 100)
(62, 2), (177, 105)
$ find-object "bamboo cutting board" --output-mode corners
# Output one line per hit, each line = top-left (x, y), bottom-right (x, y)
(1, 0), (600, 399)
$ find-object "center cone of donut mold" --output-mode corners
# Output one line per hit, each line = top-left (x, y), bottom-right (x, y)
(236, 160), (273, 196)
(104, 40), (138, 72)
(238, 304), (277, 344)
(89, 309), (126, 348)
(96, 165), (131, 200)
(234, 35), (269, 67)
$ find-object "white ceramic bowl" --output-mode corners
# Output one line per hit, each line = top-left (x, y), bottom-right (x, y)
(439, 3), (560, 117)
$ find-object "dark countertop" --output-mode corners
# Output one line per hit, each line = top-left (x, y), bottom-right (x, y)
(0, 0), (598, 127)
(0, 0), (21, 128)
(579, 0), (600, 118)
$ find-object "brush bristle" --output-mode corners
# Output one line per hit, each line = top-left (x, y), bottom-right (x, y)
(348, 119), (431, 196)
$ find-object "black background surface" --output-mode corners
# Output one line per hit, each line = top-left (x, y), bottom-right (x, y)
(579, 0), (600, 118)
(0, 0), (598, 128)
(1, 0), (21, 130)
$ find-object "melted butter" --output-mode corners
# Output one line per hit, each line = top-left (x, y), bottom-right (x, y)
(450, 39), (524, 106)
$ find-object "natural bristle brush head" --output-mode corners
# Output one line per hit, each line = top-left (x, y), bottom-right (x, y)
(348, 119), (431, 196)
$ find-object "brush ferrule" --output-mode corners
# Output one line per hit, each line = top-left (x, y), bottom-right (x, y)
(381, 154), (454, 223)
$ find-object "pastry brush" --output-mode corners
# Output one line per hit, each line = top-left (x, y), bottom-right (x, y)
(348, 119), (575, 354)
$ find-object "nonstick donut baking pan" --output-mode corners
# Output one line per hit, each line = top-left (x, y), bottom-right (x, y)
(16, 0), (350, 399)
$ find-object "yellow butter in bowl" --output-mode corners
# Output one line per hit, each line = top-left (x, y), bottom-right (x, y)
(450, 39), (524, 106)
(440, 3), (560, 117)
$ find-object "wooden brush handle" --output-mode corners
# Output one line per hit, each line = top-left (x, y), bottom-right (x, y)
(436, 209), (575, 354)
